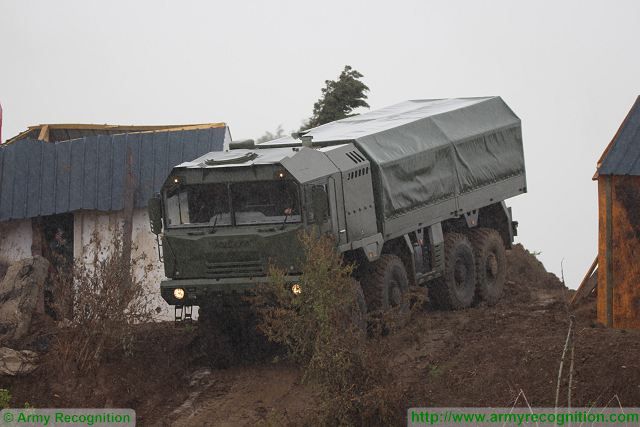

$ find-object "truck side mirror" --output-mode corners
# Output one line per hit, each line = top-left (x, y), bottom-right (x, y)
(148, 194), (163, 235)
(311, 186), (329, 223)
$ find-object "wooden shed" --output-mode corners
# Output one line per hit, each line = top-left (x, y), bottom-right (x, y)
(594, 96), (640, 328)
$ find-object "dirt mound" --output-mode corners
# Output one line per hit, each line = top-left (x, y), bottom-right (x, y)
(4, 323), (199, 423)
(5, 244), (638, 426)
(494, 244), (567, 308)
(391, 244), (639, 412)
(506, 243), (566, 291)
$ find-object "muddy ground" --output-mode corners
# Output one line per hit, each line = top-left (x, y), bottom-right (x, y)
(3, 244), (640, 425)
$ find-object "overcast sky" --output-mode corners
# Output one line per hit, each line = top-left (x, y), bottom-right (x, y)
(1, 0), (639, 288)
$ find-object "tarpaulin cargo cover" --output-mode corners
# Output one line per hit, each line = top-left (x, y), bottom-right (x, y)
(263, 97), (525, 220)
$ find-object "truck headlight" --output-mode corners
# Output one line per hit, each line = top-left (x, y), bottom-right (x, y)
(291, 283), (302, 295)
(173, 288), (185, 300)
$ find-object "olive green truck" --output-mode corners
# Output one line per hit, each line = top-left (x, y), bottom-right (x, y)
(148, 97), (527, 320)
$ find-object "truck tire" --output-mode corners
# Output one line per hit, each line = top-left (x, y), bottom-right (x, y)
(361, 254), (409, 313)
(428, 233), (476, 310)
(350, 282), (368, 333)
(468, 228), (506, 305)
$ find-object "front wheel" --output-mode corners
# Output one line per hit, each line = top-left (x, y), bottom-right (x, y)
(361, 254), (409, 314)
(196, 295), (272, 366)
(350, 282), (368, 333)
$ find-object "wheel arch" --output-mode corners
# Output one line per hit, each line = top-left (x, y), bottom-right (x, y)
(477, 202), (514, 249)
(381, 236), (416, 286)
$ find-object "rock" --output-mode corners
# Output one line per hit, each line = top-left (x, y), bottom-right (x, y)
(0, 256), (50, 344)
(0, 347), (38, 375)
(189, 368), (212, 387)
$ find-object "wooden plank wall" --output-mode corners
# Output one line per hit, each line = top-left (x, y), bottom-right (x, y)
(598, 175), (640, 328)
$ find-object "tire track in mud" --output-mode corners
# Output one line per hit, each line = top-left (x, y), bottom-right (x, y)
(169, 365), (312, 426)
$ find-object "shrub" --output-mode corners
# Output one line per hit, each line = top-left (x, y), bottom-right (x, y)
(255, 231), (365, 383)
(254, 230), (403, 425)
(51, 229), (155, 374)
(0, 389), (11, 409)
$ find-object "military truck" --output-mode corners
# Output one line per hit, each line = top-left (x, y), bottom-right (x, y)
(148, 97), (526, 321)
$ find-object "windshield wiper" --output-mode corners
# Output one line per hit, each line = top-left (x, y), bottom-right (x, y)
(280, 209), (292, 230)
(209, 213), (220, 234)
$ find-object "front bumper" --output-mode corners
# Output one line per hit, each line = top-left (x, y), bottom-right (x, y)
(160, 275), (301, 306)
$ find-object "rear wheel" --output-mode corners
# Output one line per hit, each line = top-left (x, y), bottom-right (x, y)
(468, 228), (506, 305)
(428, 233), (476, 310)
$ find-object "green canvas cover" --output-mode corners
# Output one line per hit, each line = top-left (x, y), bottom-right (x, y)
(262, 97), (525, 219)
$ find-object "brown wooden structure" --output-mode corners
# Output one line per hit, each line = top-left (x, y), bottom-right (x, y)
(594, 96), (640, 328)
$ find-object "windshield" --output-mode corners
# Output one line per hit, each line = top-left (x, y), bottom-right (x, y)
(165, 180), (301, 227)
(231, 181), (301, 225)
(165, 183), (231, 226)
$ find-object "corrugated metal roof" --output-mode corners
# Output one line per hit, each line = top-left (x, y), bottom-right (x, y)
(0, 126), (227, 221)
(597, 96), (640, 176)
